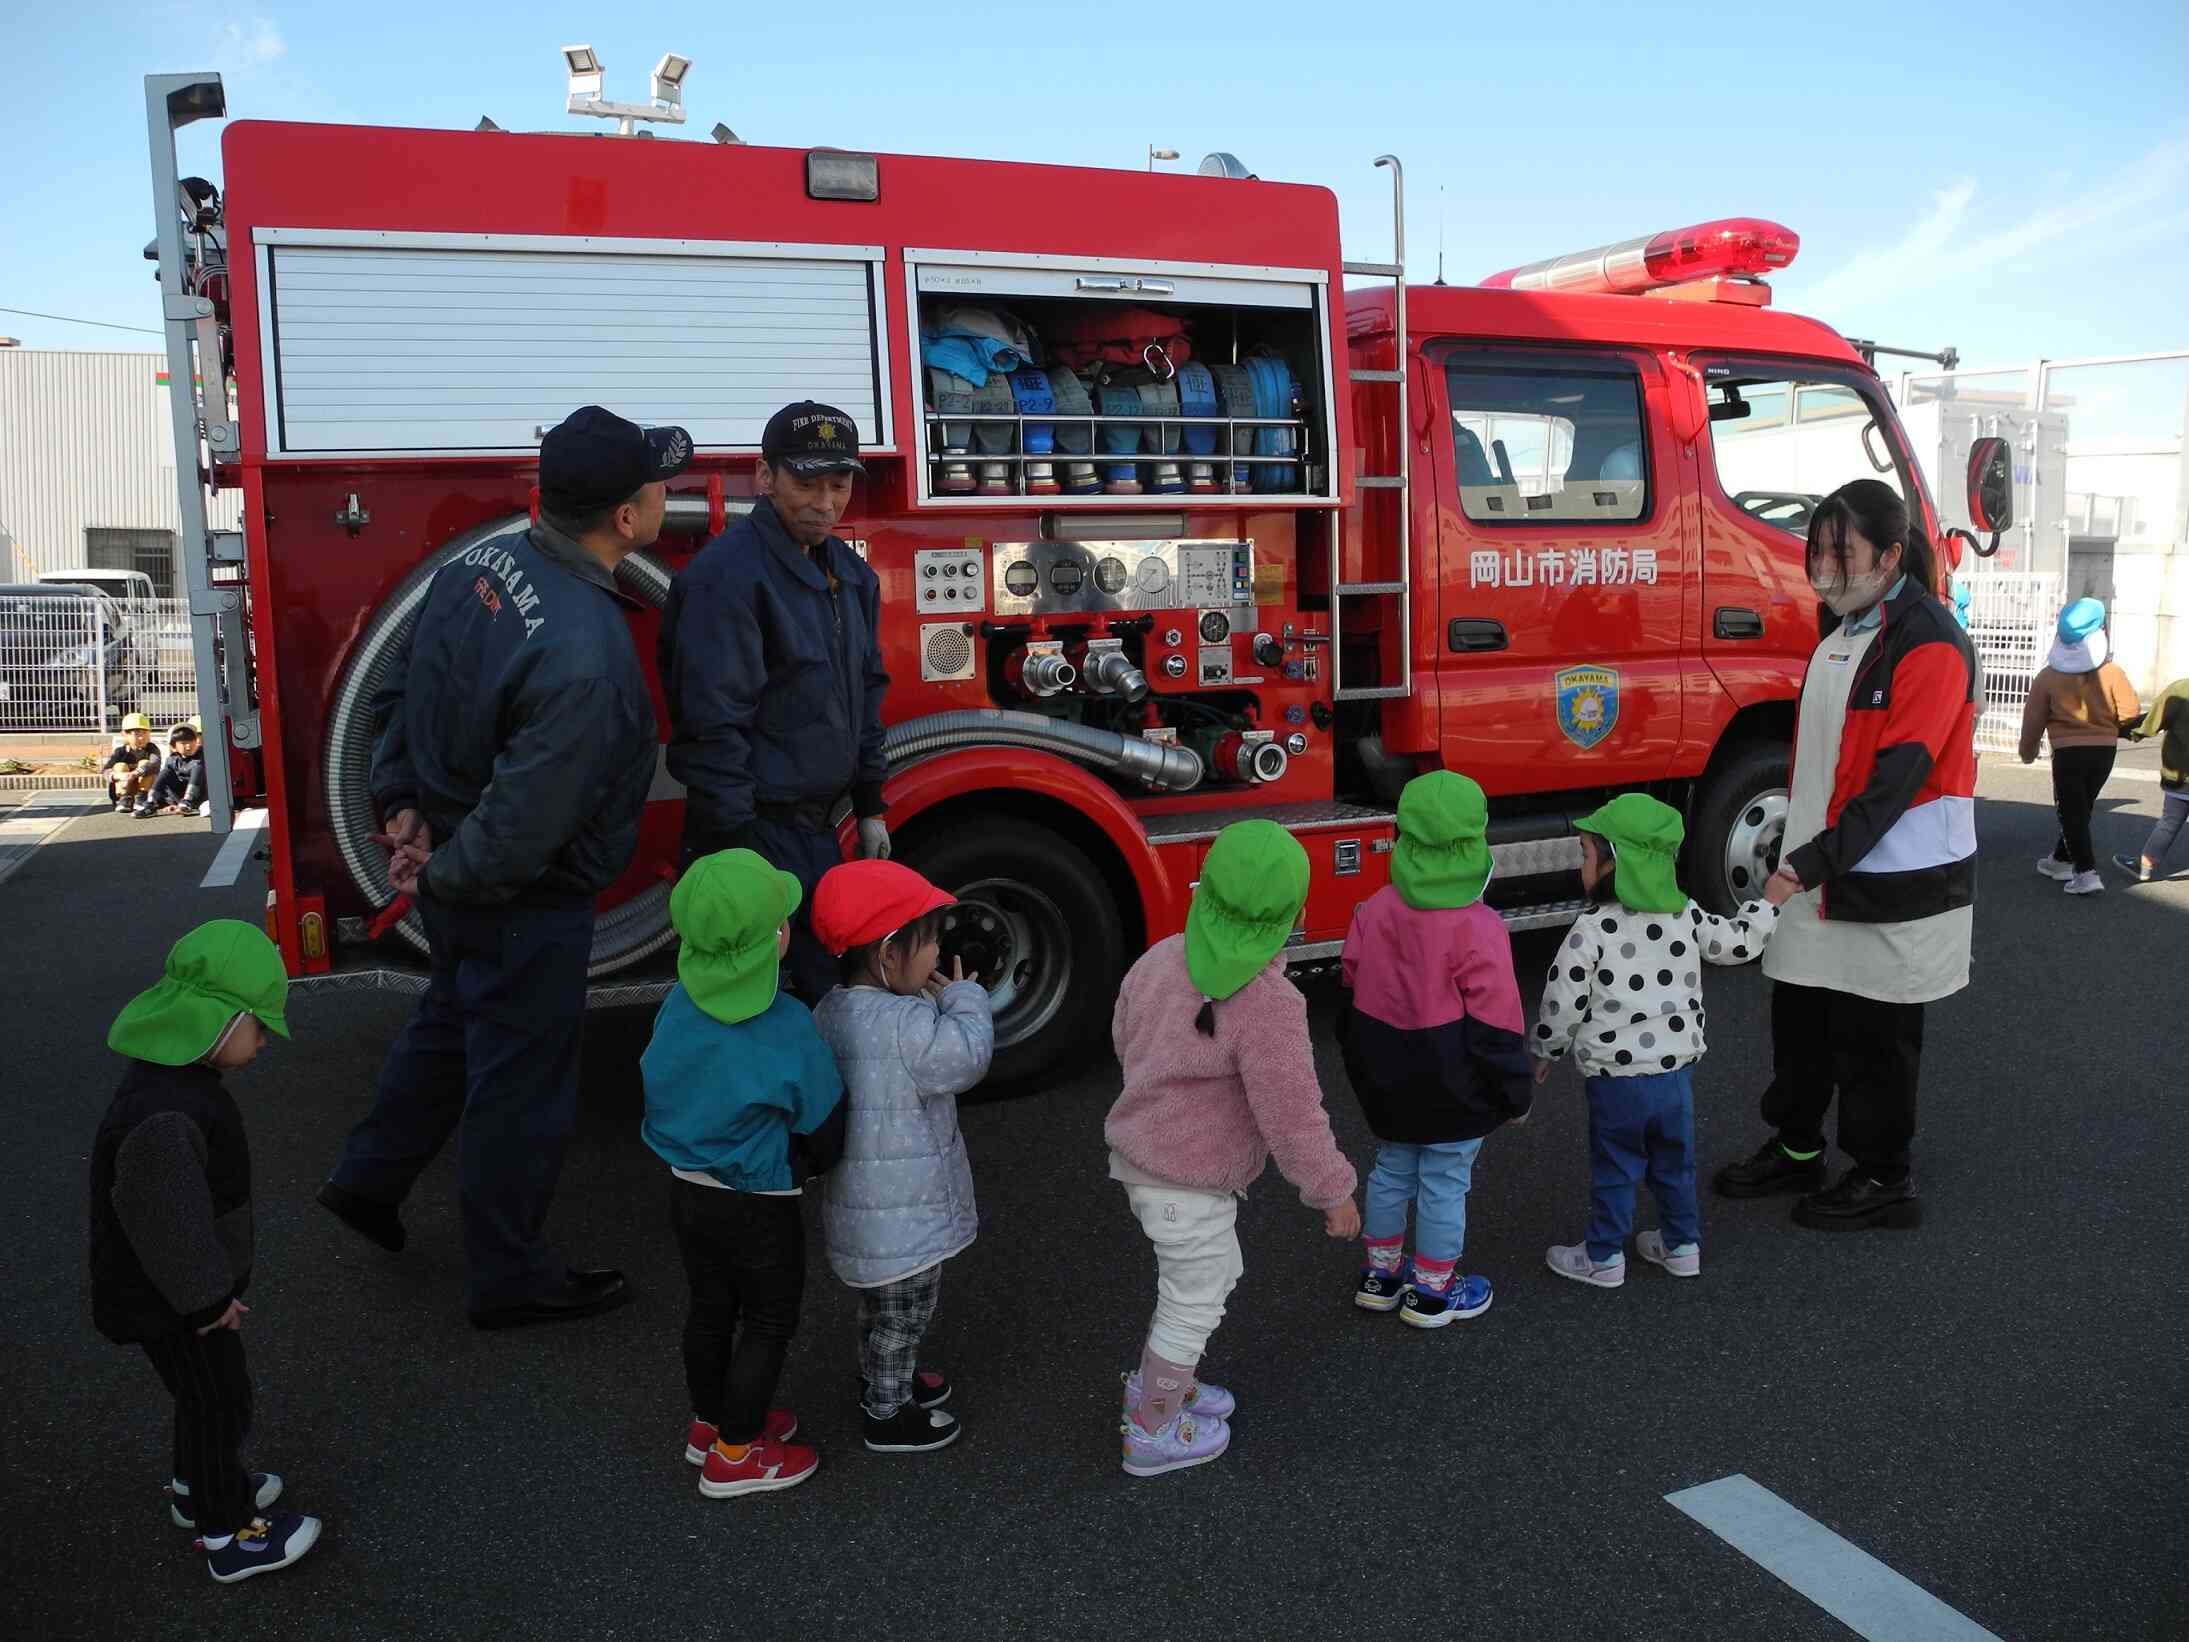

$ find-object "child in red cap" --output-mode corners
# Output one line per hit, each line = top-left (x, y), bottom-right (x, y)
(809, 860), (994, 1454)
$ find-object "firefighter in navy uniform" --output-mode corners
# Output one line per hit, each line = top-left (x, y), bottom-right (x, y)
(660, 401), (892, 1004)
(318, 405), (691, 1329)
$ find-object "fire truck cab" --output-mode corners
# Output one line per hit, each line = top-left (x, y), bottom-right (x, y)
(143, 69), (1971, 1085)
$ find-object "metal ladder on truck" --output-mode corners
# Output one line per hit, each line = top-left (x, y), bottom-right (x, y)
(1333, 154), (1411, 703)
(145, 70), (256, 834)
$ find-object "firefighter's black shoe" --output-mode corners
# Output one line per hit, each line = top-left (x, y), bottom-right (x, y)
(317, 1181), (406, 1252)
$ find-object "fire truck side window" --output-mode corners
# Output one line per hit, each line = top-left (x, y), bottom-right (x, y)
(1445, 359), (1649, 525)
(1703, 374), (1907, 539)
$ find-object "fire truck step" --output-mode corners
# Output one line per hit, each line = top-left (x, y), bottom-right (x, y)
(1355, 476), (1405, 489)
(1333, 684), (1411, 701)
(1336, 581), (1406, 596)
(1343, 260), (1404, 278)
(1348, 369), (1405, 383)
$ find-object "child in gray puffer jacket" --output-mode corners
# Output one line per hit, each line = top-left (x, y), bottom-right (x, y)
(811, 860), (994, 1455)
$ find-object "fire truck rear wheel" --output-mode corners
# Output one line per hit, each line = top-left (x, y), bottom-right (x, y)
(899, 817), (1125, 1091)
(1685, 741), (1791, 917)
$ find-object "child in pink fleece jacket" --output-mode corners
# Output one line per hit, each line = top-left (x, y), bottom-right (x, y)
(1106, 820), (1359, 1479)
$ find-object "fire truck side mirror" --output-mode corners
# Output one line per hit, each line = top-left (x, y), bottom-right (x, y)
(1967, 436), (2013, 534)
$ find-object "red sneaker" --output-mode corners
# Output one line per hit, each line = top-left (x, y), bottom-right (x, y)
(699, 1437), (819, 1498)
(685, 1411), (797, 1464)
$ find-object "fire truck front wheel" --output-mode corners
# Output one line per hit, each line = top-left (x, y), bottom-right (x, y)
(898, 817), (1126, 1090)
(1685, 741), (1791, 916)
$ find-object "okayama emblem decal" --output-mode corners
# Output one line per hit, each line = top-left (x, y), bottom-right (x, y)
(1555, 665), (1620, 750)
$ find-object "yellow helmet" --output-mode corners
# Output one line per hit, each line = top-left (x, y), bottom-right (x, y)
(120, 712), (152, 731)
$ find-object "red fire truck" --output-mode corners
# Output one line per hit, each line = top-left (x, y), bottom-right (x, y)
(143, 69), (2009, 1083)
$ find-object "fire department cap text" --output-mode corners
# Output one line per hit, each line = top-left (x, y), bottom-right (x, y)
(762, 401), (867, 477)
(539, 405), (694, 512)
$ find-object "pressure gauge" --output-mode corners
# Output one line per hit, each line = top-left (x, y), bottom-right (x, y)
(1094, 555), (1129, 595)
(1198, 609), (1231, 645)
(1135, 557), (1170, 596)
(1003, 561), (1039, 598)
(1049, 559), (1085, 595)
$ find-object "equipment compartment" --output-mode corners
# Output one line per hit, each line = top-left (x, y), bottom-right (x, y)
(904, 251), (1340, 507)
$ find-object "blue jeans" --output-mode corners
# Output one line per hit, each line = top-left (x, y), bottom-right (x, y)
(332, 892), (593, 1310)
(1586, 1068), (1698, 1262)
(1364, 1138), (1484, 1265)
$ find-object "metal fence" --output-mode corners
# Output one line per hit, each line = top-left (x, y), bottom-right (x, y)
(0, 594), (200, 736)
(1964, 572), (2061, 756)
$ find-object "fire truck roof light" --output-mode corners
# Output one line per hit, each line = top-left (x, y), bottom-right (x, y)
(562, 45), (599, 76)
(654, 53), (690, 88)
(807, 150), (879, 202)
(1480, 217), (1800, 298)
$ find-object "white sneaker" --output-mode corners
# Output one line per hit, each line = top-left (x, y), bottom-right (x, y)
(1545, 1243), (1625, 1288)
(2035, 857), (2074, 881)
(2064, 870), (2105, 896)
(1636, 1229), (1701, 1278)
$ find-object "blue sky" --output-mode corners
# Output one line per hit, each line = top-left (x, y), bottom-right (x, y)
(5, 1), (2185, 378)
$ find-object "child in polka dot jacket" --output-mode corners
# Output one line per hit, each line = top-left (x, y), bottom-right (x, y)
(1529, 794), (1778, 1287)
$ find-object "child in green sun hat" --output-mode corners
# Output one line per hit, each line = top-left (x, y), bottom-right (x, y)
(641, 849), (847, 1501)
(1106, 819), (1360, 1478)
(89, 919), (325, 1584)
(1339, 772), (1533, 1329)
(1529, 794), (1779, 1289)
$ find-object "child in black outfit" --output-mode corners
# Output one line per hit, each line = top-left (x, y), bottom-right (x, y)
(89, 919), (323, 1582)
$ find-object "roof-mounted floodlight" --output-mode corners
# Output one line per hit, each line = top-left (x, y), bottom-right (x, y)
(711, 122), (742, 145)
(1199, 152), (1255, 180)
(563, 43), (690, 136)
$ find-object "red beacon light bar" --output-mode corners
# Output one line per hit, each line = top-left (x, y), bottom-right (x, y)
(1480, 217), (1800, 307)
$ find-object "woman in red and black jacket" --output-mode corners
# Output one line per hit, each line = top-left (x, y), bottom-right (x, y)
(1713, 480), (1978, 1232)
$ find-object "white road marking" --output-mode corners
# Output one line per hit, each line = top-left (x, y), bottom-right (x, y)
(200, 807), (268, 889)
(0, 790), (105, 889)
(1666, 1475), (2002, 1641)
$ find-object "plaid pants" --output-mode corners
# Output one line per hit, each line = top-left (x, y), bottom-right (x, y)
(859, 1265), (942, 1417)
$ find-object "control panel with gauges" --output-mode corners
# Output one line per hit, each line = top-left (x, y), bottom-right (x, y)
(989, 540), (1255, 618)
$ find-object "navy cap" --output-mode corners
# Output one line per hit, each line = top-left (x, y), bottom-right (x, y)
(762, 401), (866, 477)
(539, 405), (694, 512)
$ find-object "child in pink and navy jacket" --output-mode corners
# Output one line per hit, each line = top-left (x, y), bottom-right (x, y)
(1339, 773), (1533, 1328)
(1106, 820), (1359, 1480)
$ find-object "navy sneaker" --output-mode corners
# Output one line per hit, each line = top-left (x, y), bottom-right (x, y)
(169, 1472), (282, 1528)
(1354, 1266), (1408, 1312)
(200, 1513), (322, 1583)
(1400, 1274), (1493, 1329)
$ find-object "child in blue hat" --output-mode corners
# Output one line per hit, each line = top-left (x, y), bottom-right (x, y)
(2020, 598), (2142, 895)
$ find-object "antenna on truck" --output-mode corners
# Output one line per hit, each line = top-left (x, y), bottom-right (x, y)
(562, 44), (692, 136)
(1435, 187), (1447, 286)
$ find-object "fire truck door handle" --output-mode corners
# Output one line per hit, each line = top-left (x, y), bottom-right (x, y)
(1076, 277), (1130, 292)
(1133, 279), (1176, 296)
(1713, 606), (1766, 640)
(1446, 618), (1508, 653)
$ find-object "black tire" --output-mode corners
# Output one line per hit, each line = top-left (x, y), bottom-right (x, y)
(897, 816), (1126, 1091)
(1686, 741), (1791, 915)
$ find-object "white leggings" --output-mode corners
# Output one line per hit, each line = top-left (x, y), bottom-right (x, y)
(1123, 1181), (1243, 1366)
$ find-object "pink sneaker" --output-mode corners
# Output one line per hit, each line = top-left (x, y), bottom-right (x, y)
(685, 1410), (798, 1463)
(1120, 1409), (1231, 1478)
(1121, 1369), (1237, 1420)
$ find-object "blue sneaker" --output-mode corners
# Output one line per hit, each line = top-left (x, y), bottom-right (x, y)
(1400, 1273), (1493, 1329)
(169, 1472), (282, 1528)
(199, 1512), (322, 1583)
(1354, 1265), (1409, 1312)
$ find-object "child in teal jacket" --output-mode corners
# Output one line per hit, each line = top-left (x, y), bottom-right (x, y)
(641, 850), (845, 1501)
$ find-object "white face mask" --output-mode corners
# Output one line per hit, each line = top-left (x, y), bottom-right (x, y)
(1812, 554), (1900, 618)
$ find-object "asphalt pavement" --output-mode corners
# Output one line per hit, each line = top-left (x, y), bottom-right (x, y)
(3, 756), (2184, 1642)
